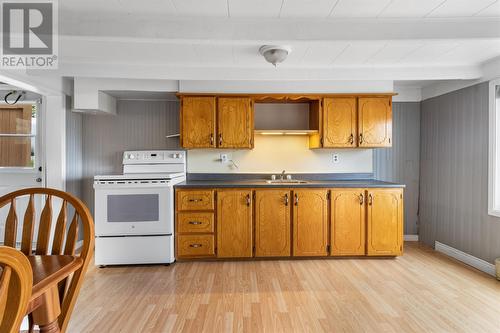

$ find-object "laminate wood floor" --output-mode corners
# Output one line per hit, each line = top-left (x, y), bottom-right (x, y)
(68, 243), (500, 333)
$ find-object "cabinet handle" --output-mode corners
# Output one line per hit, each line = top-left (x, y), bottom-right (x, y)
(219, 133), (223, 146)
(246, 194), (251, 206)
(284, 193), (289, 206)
(189, 244), (203, 248)
(349, 133), (354, 144)
(368, 193), (373, 206)
(359, 133), (364, 144)
(294, 193), (299, 206)
(188, 198), (203, 202)
(188, 221), (203, 225)
(210, 134), (214, 146)
(359, 193), (364, 205)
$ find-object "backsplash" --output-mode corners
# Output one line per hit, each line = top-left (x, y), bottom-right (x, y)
(187, 135), (373, 174)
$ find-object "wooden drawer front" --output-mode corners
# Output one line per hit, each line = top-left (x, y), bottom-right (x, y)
(177, 190), (214, 211)
(178, 212), (214, 233)
(178, 235), (215, 257)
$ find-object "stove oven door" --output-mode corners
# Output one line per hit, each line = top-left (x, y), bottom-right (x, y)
(94, 182), (173, 236)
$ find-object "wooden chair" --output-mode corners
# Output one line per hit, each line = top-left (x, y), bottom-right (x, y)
(0, 188), (94, 333)
(0, 246), (33, 333)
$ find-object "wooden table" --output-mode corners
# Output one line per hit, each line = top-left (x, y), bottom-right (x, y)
(26, 255), (83, 333)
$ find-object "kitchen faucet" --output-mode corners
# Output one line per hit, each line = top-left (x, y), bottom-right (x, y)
(280, 170), (286, 180)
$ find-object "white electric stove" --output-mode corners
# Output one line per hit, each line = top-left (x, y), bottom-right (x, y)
(93, 150), (186, 266)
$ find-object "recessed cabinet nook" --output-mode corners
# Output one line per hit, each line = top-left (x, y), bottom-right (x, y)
(175, 188), (404, 260)
(178, 93), (394, 149)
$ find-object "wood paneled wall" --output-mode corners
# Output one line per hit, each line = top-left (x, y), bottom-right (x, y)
(81, 100), (180, 212)
(420, 82), (500, 264)
(374, 102), (420, 235)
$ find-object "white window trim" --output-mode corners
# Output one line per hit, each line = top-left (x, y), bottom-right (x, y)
(489, 78), (500, 217)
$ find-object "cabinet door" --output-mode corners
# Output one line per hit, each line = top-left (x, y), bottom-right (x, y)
(217, 97), (253, 148)
(366, 189), (403, 256)
(180, 96), (216, 148)
(255, 190), (291, 257)
(358, 97), (392, 147)
(217, 190), (253, 258)
(323, 98), (357, 148)
(292, 189), (328, 256)
(330, 189), (366, 256)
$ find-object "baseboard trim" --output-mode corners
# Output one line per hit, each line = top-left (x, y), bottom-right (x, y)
(404, 234), (419, 241)
(435, 241), (496, 277)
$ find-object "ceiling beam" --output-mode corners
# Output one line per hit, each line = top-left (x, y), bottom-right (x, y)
(54, 62), (482, 81)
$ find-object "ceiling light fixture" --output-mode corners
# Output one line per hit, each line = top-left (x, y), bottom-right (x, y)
(259, 45), (292, 67)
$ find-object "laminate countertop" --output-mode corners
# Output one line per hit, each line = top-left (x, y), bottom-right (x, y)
(175, 179), (405, 188)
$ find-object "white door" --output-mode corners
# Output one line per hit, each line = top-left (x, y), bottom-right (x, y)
(0, 102), (45, 242)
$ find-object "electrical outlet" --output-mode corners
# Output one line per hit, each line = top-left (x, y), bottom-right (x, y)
(220, 153), (228, 163)
(332, 153), (340, 164)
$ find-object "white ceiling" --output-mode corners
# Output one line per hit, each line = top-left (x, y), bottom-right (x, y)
(60, 0), (500, 18)
(45, 0), (500, 82)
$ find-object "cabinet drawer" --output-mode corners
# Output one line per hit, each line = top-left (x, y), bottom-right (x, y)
(177, 212), (214, 233)
(177, 235), (215, 257)
(176, 190), (214, 211)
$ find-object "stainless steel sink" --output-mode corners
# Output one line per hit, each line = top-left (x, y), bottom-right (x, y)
(265, 180), (309, 184)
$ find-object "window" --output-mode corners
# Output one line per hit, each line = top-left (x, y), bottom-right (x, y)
(489, 78), (500, 217)
(0, 103), (37, 168)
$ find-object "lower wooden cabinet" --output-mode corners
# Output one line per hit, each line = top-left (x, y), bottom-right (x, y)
(292, 189), (329, 256)
(216, 189), (253, 258)
(175, 187), (404, 260)
(177, 235), (215, 257)
(366, 189), (403, 256)
(330, 189), (366, 256)
(254, 190), (291, 257)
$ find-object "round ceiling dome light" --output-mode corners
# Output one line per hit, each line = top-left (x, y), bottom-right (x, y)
(259, 45), (292, 67)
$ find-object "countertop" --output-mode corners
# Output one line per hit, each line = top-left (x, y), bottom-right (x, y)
(175, 179), (405, 188)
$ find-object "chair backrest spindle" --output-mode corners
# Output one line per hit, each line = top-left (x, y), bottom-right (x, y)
(4, 199), (18, 247)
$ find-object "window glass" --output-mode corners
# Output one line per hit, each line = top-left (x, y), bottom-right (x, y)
(0, 104), (36, 168)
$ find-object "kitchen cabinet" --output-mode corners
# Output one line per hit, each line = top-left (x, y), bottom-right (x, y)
(217, 189), (253, 258)
(180, 96), (216, 148)
(254, 190), (291, 257)
(177, 235), (215, 257)
(366, 188), (403, 256)
(358, 97), (392, 148)
(322, 97), (357, 148)
(176, 189), (215, 211)
(330, 189), (366, 256)
(180, 96), (253, 149)
(292, 189), (328, 256)
(217, 97), (253, 148)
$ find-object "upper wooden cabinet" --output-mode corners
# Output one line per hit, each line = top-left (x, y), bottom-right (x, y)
(180, 96), (216, 148)
(322, 97), (357, 148)
(216, 190), (253, 258)
(358, 97), (392, 147)
(292, 189), (328, 257)
(217, 97), (253, 148)
(330, 189), (366, 256)
(366, 188), (403, 256)
(254, 190), (291, 257)
(180, 96), (253, 149)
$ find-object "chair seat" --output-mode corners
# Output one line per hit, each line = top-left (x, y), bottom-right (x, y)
(28, 255), (83, 300)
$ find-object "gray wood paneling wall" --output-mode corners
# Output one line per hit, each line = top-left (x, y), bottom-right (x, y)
(66, 98), (83, 200)
(420, 82), (500, 264)
(81, 100), (180, 212)
(374, 102), (420, 235)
